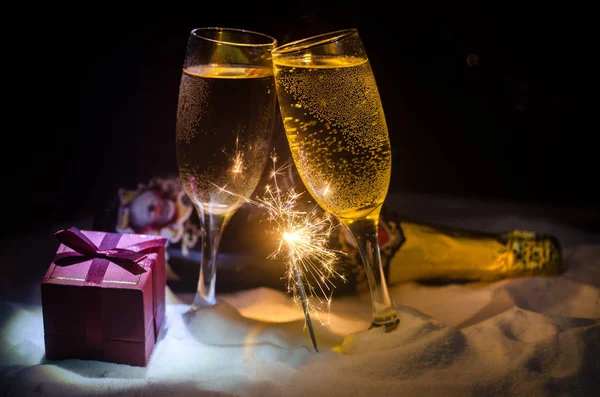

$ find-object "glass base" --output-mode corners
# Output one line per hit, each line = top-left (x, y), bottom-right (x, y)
(191, 292), (217, 310)
(369, 313), (400, 333)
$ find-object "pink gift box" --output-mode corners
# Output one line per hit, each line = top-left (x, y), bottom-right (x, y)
(41, 228), (168, 367)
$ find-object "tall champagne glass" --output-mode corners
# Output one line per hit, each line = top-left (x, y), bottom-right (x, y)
(176, 27), (277, 309)
(272, 29), (399, 331)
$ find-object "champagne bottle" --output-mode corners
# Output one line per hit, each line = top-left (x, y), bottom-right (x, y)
(337, 208), (562, 294)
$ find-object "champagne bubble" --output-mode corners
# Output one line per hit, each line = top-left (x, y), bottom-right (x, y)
(176, 66), (210, 144)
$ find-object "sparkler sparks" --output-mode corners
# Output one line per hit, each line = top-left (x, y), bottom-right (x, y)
(257, 153), (347, 352)
(210, 152), (347, 350)
(258, 155), (347, 319)
(225, 136), (244, 175)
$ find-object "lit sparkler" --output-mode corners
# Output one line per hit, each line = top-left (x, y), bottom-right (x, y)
(211, 152), (346, 351)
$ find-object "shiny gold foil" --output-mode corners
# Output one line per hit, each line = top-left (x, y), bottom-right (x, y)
(337, 212), (562, 293)
(387, 223), (562, 284)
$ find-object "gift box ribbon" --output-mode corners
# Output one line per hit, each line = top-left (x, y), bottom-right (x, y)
(54, 227), (166, 286)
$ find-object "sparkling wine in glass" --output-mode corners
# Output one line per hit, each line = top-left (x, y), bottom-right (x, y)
(272, 29), (399, 331)
(176, 27), (278, 309)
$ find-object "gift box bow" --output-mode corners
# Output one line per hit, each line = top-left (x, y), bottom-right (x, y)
(54, 227), (167, 285)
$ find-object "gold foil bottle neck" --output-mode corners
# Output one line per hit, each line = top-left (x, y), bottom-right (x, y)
(338, 213), (563, 293)
(496, 230), (562, 278)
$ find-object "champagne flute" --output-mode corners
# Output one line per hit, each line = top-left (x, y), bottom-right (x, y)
(176, 27), (278, 309)
(272, 29), (399, 331)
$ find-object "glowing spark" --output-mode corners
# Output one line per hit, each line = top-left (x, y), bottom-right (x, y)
(209, 152), (347, 325)
(225, 136), (244, 175)
(231, 152), (243, 174)
(256, 153), (347, 326)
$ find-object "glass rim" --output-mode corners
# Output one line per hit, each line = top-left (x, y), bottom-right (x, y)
(190, 27), (277, 48)
(272, 29), (358, 56)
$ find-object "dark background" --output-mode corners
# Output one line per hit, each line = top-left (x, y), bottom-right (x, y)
(7, 6), (598, 238)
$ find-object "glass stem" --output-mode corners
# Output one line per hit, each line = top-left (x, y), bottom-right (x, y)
(192, 209), (232, 310)
(342, 215), (399, 331)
